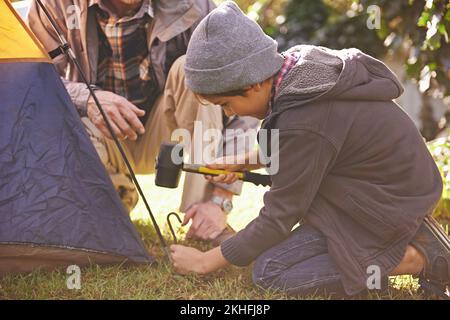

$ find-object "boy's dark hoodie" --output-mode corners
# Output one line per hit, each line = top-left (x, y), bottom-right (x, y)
(220, 45), (443, 295)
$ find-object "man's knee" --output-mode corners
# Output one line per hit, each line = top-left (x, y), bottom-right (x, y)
(81, 118), (138, 213)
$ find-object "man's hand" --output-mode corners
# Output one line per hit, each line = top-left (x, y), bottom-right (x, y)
(182, 202), (227, 241)
(170, 245), (207, 275)
(87, 90), (146, 141)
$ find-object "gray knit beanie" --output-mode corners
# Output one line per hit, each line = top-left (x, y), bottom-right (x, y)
(185, 1), (284, 95)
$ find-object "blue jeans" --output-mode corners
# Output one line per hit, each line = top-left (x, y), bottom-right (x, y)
(252, 224), (347, 297)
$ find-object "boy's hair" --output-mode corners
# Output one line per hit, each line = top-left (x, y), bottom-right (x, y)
(194, 88), (249, 105)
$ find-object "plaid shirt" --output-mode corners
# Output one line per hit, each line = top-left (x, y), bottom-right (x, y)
(268, 51), (301, 115)
(94, 0), (157, 124)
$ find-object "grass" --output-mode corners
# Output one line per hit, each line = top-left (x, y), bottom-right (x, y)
(0, 174), (441, 300)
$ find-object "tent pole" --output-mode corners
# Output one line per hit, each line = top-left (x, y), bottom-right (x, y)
(35, 0), (171, 260)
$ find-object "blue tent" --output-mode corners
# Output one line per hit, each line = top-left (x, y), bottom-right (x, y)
(0, 0), (154, 275)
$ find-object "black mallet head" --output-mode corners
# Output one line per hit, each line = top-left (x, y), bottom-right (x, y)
(155, 143), (184, 189)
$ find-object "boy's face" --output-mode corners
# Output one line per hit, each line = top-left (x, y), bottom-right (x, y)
(199, 78), (273, 120)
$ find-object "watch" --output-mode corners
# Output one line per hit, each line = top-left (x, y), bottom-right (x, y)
(211, 196), (233, 214)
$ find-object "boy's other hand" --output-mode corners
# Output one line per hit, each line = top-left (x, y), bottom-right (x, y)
(170, 245), (206, 275)
(205, 155), (247, 184)
(205, 150), (265, 184)
(87, 90), (146, 141)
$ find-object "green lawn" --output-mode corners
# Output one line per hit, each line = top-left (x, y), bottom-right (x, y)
(0, 174), (435, 300)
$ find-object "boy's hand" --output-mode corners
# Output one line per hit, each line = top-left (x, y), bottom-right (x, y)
(87, 90), (146, 141)
(205, 150), (264, 185)
(170, 245), (207, 275)
(205, 154), (247, 185)
(171, 246), (230, 275)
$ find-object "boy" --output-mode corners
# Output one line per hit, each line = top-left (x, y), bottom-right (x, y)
(170, 1), (449, 297)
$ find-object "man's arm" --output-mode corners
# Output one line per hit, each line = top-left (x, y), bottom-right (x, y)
(26, 0), (68, 73)
(27, 0), (92, 116)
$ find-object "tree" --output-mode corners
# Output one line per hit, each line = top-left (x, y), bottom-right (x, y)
(274, 1), (449, 98)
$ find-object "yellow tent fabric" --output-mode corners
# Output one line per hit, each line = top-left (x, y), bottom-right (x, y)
(0, 0), (49, 62)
